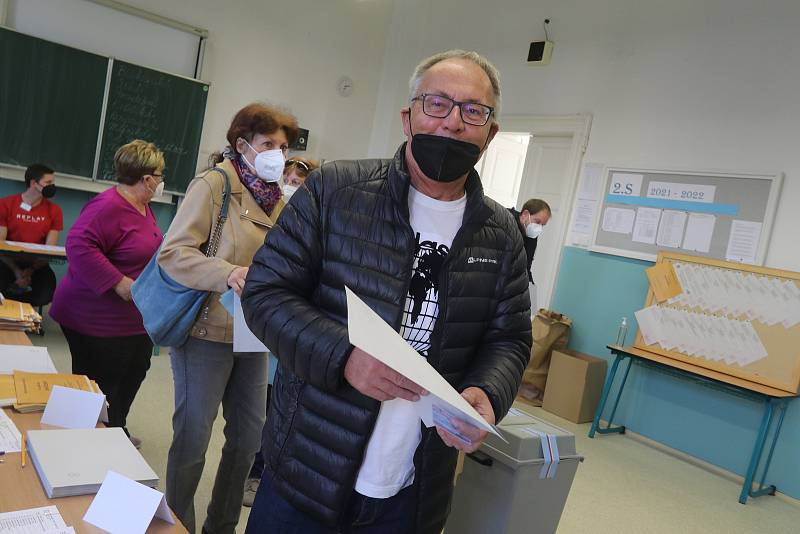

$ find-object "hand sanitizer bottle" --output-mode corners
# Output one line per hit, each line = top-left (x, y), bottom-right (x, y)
(616, 317), (628, 346)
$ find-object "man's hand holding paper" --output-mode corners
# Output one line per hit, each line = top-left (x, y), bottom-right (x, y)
(345, 287), (502, 449)
(344, 347), (427, 402)
(435, 387), (495, 452)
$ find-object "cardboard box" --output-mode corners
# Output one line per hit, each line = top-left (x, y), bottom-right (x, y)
(542, 349), (607, 423)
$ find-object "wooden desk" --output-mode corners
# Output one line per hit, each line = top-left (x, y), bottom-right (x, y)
(589, 345), (795, 504)
(0, 241), (66, 260)
(0, 332), (186, 532)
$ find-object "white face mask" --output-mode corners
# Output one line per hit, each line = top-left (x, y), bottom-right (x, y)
(242, 140), (284, 182)
(152, 180), (165, 198)
(283, 184), (299, 199)
(526, 222), (543, 239)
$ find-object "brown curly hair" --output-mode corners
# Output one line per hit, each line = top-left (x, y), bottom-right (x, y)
(210, 103), (299, 166)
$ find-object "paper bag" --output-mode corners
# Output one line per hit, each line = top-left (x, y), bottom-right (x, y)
(519, 309), (572, 405)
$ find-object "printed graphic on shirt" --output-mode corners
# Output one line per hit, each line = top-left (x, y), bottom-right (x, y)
(400, 232), (449, 357)
(15, 213), (47, 224)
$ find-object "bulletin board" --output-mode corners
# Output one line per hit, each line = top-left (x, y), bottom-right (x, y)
(590, 167), (782, 264)
(634, 252), (800, 394)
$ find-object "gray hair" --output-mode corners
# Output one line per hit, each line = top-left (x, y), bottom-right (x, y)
(408, 49), (502, 118)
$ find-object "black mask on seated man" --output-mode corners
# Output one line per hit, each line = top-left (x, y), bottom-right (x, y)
(41, 184), (57, 199)
(410, 134), (481, 183)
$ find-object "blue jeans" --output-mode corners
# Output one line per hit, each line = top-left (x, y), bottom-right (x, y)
(165, 336), (267, 534)
(245, 472), (414, 534)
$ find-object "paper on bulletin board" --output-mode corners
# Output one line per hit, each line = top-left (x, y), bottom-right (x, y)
(725, 220), (762, 264)
(655, 210), (687, 248)
(608, 173), (643, 197)
(682, 213), (716, 253)
(645, 263), (683, 303)
(632, 207), (661, 245)
(601, 207), (635, 234)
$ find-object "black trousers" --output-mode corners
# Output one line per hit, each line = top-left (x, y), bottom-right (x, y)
(249, 383), (273, 478)
(0, 261), (57, 306)
(61, 325), (153, 434)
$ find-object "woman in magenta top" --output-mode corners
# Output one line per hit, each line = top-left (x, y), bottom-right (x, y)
(50, 140), (164, 446)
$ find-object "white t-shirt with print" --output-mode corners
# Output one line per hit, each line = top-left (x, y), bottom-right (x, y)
(354, 186), (466, 499)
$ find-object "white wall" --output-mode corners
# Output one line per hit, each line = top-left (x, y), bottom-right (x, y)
(115, 0), (394, 165)
(8, 0), (202, 78)
(369, 0), (800, 270)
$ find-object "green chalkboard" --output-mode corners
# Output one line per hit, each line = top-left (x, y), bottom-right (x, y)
(97, 60), (208, 193)
(0, 26), (107, 177)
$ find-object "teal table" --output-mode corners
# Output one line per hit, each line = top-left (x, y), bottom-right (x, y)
(589, 345), (794, 504)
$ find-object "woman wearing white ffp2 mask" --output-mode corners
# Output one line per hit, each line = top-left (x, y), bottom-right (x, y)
(240, 139), (285, 183)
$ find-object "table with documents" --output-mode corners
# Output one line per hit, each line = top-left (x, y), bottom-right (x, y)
(0, 330), (186, 533)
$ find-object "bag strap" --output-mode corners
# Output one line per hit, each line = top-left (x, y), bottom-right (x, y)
(203, 167), (232, 258)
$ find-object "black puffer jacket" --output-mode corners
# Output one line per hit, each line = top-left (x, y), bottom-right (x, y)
(242, 144), (532, 533)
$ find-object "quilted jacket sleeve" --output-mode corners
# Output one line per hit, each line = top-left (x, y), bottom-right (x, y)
(459, 220), (532, 422)
(242, 172), (352, 392)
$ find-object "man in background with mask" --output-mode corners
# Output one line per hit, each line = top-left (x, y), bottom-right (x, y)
(243, 50), (531, 533)
(509, 198), (551, 312)
(0, 163), (62, 307)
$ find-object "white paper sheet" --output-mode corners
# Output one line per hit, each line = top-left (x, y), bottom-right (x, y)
(41, 385), (105, 429)
(0, 506), (70, 534)
(0, 345), (56, 375)
(655, 210), (687, 248)
(632, 207), (661, 244)
(634, 306), (663, 346)
(682, 213), (716, 253)
(608, 173), (643, 197)
(571, 199), (597, 238)
(233, 294), (268, 353)
(0, 407), (22, 452)
(578, 163), (604, 201)
(83, 471), (174, 534)
(345, 287), (499, 437)
(646, 182), (716, 204)
(634, 304), (768, 367)
(725, 220), (762, 264)
(601, 207), (635, 234)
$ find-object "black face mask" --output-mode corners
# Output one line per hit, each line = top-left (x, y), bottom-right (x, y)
(40, 184), (57, 199)
(410, 133), (481, 183)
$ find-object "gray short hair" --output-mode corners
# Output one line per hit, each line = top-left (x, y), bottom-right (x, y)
(409, 49), (502, 118)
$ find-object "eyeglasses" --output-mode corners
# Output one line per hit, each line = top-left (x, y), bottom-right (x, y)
(285, 159), (311, 173)
(411, 93), (494, 126)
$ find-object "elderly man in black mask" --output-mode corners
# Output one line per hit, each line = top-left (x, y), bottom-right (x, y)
(243, 49), (532, 534)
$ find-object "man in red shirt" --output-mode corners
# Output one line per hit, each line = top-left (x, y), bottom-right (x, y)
(0, 163), (63, 306)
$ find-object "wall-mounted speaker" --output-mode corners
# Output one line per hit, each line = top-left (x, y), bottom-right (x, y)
(527, 41), (554, 65)
(291, 128), (309, 151)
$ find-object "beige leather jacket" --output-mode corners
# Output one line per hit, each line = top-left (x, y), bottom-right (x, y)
(158, 158), (283, 344)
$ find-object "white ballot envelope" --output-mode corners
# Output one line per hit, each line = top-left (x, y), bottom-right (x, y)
(83, 471), (174, 534)
(41, 385), (105, 429)
(345, 287), (501, 439)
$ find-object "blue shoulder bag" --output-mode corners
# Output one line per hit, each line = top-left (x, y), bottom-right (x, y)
(132, 168), (232, 347)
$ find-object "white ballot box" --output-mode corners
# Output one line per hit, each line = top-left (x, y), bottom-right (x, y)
(446, 404), (583, 534)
